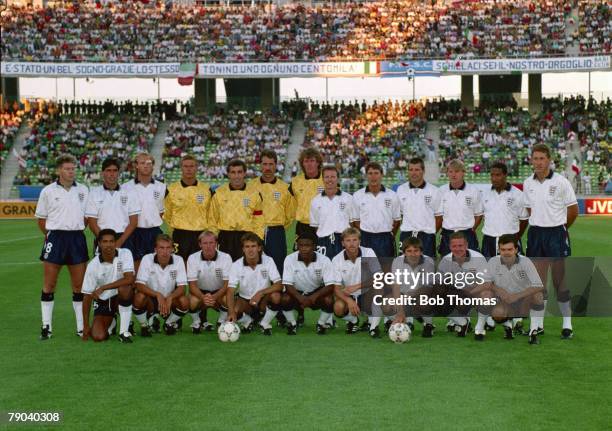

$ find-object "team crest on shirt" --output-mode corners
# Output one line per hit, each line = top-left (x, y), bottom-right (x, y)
(273, 191), (281, 201)
(196, 194), (204, 204)
(506, 197), (514, 207)
(243, 198), (250, 207)
(154, 191), (161, 200)
(548, 186), (557, 196)
(465, 196), (473, 207)
(518, 270), (527, 279)
(120, 195), (128, 206)
(117, 261), (123, 273)
(215, 268), (223, 279)
(340, 202), (346, 211)
(315, 268), (322, 278)
(384, 198), (392, 208)
(261, 269), (268, 279)
(170, 269), (177, 280)
(424, 195), (432, 205)
(78, 192), (85, 202)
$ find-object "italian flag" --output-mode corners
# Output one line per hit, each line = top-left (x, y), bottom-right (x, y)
(178, 63), (197, 86)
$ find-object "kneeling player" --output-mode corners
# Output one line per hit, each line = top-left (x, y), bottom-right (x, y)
(81, 229), (135, 343)
(390, 237), (436, 337)
(186, 231), (233, 333)
(133, 234), (189, 336)
(488, 234), (545, 345)
(332, 227), (380, 336)
(280, 232), (336, 335)
(226, 233), (282, 335)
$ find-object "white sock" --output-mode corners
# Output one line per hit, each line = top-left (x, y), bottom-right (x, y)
(166, 309), (186, 325)
(107, 317), (117, 335)
(238, 313), (253, 326)
(260, 307), (277, 329)
(475, 312), (487, 334)
(558, 301), (572, 329)
(326, 313), (334, 324)
(119, 305), (131, 335)
(317, 311), (332, 326)
(503, 320), (513, 328)
(405, 316), (414, 325)
(486, 316), (495, 326)
(190, 312), (201, 328)
(512, 317), (523, 325)
(133, 309), (148, 326)
(530, 308), (545, 333)
(368, 316), (381, 330)
(41, 300), (54, 331)
(218, 310), (228, 324)
(423, 316), (433, 325)
(148, 313), (160, 326)
(282, 310), (297, 326)
(452, 316), (468, 326)
(73, 301), (83, 332)
(342, 315), (358, 324)
(384, 316), (393, 323)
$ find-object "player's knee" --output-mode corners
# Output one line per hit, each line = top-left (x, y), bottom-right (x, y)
(532, 292), (544, 305)
(280, 293), (293, 311)
(133, 292), (146, 308)
(333, 300), (347, 317)
(491, 305), (507, 323)
(176, 295), (189, 311)
(557, 289), (571, 302)
(189, 295), (201, 311)
(321, 296), (334, 313)
(118, 286), (133, 302)
(91, 327), (108, 342)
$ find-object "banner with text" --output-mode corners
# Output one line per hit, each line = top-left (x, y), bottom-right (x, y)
(380, 60), (440, 77)
(0, 201), (37, 219)
(432, 56), (611, 74)
(0, 62), (180, 77)
(198, 62), (378, 78)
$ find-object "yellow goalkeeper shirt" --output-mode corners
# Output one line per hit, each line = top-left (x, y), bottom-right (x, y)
(164, 180), (212, 231)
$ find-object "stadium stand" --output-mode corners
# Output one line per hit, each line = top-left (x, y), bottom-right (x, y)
(2, 0), (608, 61)
(0, 102), (24, 171)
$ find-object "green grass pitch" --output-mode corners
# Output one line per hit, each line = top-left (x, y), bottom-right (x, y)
(1, 218), (611, 430)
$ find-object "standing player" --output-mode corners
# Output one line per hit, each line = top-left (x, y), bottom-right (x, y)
(279, 231), (336, 335)
(123, 152), (166, 269)
(488, 235), (545, 345)
(35, 154), (89, 340)
(288, 147), (324, 241)
(247, 149), (295, 275)
(523, 144), (578, 339)
(164, 154), (213, 261)
(132, 234), (189, 336)
(437, 160), (483, 256)
(396, 157), (442, 258)
(186, 231), (233, 333)
(310, 166), (357, 259)
(481, 161), (529, 258)
(81, 229), (135, 343)
(352, 162), (401, 258)
(209, 159), (264, 260)
(332, 228), (380, 337)
(226, 233), (282, 335)
(86, 157), (140, 254)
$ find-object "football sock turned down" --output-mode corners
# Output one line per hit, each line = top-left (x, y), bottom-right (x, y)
(41, 291), (54, 331)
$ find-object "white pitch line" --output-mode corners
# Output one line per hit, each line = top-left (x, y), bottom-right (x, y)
(0, 235), (41, 244)
(0, 261), (39, 266)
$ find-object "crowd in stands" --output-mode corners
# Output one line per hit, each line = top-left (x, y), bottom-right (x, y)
(1, 0), (608, 62)
(161, 108), (290, 183)
(52, 99), (190, 120)
(303, 99), (427, 190)
(13, 101), (158, 186)
(0, 102), (24, 171)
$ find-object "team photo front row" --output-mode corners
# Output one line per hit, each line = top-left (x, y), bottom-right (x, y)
(34, 144), (577, 344)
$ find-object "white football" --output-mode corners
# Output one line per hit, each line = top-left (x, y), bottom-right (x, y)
(388, 323), (411, 344)
(217, 321), (240, 343)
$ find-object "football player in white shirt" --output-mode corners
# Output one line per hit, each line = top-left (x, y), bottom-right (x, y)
(437, 232), (494, 340)
(352, 162), (401, 258)
(309, 165), (357, 259)
(35, 154), (89, 340)
(226, 233), (283, 335)
(437, 159), (483, 256)
(488, 235), (545, 345)
(332, 228), (381, 337)
(123, 152), (166, 270)
(186, 231), (233, 333)
(133, 234), (189, 336)
(81, 229), (135, 343)
(523, 144), (578, 339)
(279, 231), (336, 335)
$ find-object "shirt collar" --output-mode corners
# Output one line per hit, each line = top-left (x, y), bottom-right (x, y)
(260, 176), (277, 184)
(229, 183), (247, 191)
(503, 255), (521, 268)
(305, 172), (322, 180)
(365, 185), (386, 193)
(343, 248), (362, 260)
(103, 183), (120, 191)
(154, 254), (174, 265)
(243, 255), (263, 266)
(533, 170), (554, 180)
(181, 179), (198, 188)
(404, 255), (425, 266)
(134, 177), (155, 184)
(200, 252), (218, 262)
(321, 189), (342, 197)
(297, 252), (318, 262)
(452, 250), (471, 262)
(491, 183), (512, 192)
(98, 249), (119, 263)
(409, 181), (426, 189)
(56, 180), (77, 187)
(450, 182), (466, 191)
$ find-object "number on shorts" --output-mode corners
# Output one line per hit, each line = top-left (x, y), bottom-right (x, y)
(173, 242), (179, 254)
(316, 245), (326, 256)
(45, 242), (53, 253)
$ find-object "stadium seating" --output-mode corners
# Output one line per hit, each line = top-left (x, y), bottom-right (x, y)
(2, 0), (608, 62)
(0, 103), (23, 171)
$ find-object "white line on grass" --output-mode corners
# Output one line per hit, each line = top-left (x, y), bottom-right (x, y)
(0, 261), (39, 266)
(0, 235), (41, 244)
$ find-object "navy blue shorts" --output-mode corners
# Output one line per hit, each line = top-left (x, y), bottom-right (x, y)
(527, 225), (571, 258)
(481, 234), (524, 259)
(264, 226), (287, 277)
(361, 231), (395, 258)
(132, 227), (163, 261)
(93, 297), (117, 317)
(40, 230), (89, 265)
(399, 231), (436, 258)
(317, 233), (343, 260)
(438, 228), (479, 256)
